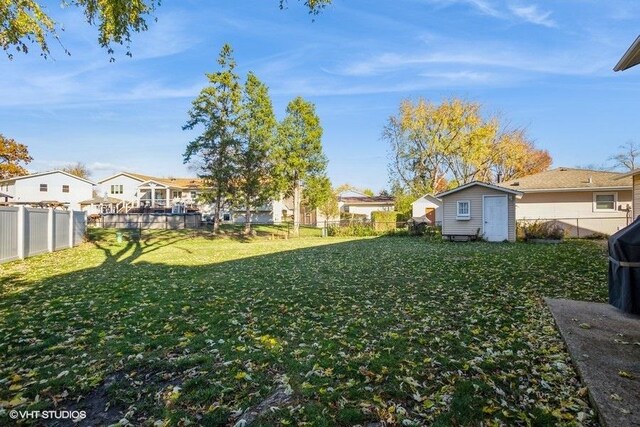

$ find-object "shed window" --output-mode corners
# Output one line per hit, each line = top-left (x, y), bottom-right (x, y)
(456, 200), (470, 219)
(62, 185), (69, 193)
(40, 184), (48, 192)
(594, 193), (616, 211)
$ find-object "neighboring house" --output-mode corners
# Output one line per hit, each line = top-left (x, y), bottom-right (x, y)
(614, 169), (640, 222)
(97, 172), (204, 212)
(96, 171), (310, 225)
(0, 192), (12, 203)
(0, 170), (95, 210)
(437, 181), (522, 242)
(411, 194), (442, 225)
(338, 190), (395, 219)
(500, 168), (633, 237)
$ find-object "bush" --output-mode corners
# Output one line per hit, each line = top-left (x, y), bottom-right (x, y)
(327, 223), (379, 237)
(519, 220), (565, 241)
(371, 211), (398, 232)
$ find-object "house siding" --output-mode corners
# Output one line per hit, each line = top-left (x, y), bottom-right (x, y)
(97, 175), (144, 202)
(634, 175), (640, 220)
(10, 173), (93, 210)
(442, 186), (516, 242)
(515, 190), (632, 236)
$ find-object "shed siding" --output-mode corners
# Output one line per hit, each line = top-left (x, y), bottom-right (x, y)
(442, 186), (516, 242)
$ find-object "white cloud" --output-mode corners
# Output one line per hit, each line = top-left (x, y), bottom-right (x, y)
(427, 0), (556, 27)
(508, 4), (556, 27)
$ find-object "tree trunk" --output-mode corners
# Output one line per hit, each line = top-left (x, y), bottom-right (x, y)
(244, 204), (252, 235)
(293, 174), (300, 237)
(213, 194), (222, 234)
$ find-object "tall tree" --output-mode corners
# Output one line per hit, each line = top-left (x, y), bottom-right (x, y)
(61, 162), (91, 179)
(610, 140), (640, 171)
(384, 97), (551, 195)
(183, 44), (242, 234)
(236, 72), (277, 234)
(274, 97), (327, 236)
(2, 0), (331, 59)
(303, 174), (337, 222)
(491, 129), (552, 182)
(0, 134), (32, 179)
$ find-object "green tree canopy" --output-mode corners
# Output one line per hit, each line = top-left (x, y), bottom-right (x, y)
(274, 96), (327, 235)
(236, 72), (278, 233)
(183, 44), (242, 233)
(2, 0), (332, 59)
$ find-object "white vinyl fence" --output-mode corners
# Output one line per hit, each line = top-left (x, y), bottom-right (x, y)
(0, 207), (86, 264)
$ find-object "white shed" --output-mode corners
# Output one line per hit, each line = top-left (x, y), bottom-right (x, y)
(411, 194), (442, 225)
(437, 181), (522, 242)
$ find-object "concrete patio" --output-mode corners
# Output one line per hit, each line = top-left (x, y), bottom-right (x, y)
(546, 298), (640, 427)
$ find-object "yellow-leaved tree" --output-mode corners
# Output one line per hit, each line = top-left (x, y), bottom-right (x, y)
(384, 97), (551, 197)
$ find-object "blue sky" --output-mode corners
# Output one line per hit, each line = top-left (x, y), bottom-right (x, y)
(1, 0), (639, 191)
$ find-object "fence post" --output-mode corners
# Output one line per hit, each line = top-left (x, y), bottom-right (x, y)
(69, 210), (75, 247)
(47, 208), (54, 252)
(576, 218), (580, 238)
(17, 206), (26, 259)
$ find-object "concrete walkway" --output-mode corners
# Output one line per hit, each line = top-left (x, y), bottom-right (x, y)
(546, 298), (640, 427)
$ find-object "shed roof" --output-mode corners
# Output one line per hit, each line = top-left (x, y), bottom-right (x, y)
(437, 181), (523, 198)
(499, 168), (631, 192)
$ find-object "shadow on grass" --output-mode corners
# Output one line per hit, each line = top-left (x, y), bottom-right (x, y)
(0, 236), (607, 426)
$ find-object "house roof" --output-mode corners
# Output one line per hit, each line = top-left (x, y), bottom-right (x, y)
(437, 181), (523, 198)
(99, 172), (205, 189)
(339, 196), (395, 205)
(614, 35), (640, 72)
(0, 170), (96, 185)
(411, 194), (442, 205)
(615, 168), (640, 179)
(499, 167), (631, 192)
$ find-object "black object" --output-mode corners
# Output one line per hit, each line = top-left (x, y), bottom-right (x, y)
(609, 218), (640, 314)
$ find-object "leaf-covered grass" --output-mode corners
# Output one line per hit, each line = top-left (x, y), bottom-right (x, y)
(0, 232), (607, 425)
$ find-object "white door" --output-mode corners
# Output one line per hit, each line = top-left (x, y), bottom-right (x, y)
(483, 196), (508, 242)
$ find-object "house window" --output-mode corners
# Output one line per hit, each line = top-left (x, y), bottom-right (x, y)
(594, 192), (616, 212)
(172, 190), (182, 199)
(190, 191), (197, 200)
(223, 213), (231, 221)
(62, 185), (69, 193)
(110, 185), (123, 194)
(456, 200), (470, 219)
(40, 184), (48, 192)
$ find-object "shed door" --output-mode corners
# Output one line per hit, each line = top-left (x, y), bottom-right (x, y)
(483, 196), (508, 242)
(425, 207), (435, 224)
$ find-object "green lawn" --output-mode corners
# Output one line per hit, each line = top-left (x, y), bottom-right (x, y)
(0, 231), (607, 426)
